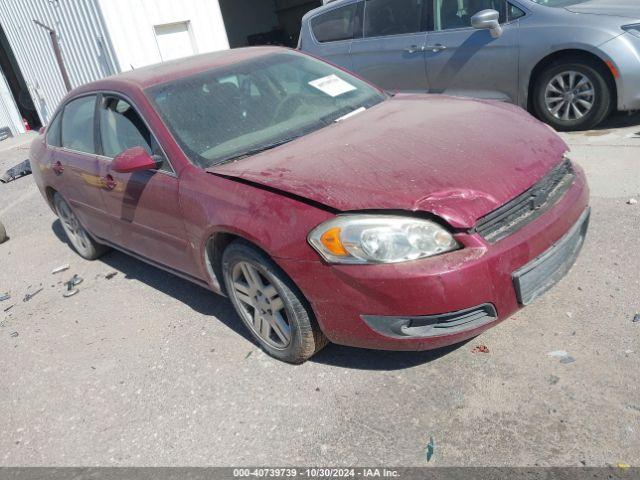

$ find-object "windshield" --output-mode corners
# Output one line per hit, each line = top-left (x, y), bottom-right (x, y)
(528, 0), (588, 6)
(146, 51), (386, 168)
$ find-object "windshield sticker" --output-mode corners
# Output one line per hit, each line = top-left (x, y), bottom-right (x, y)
(309, 75), (357, 97)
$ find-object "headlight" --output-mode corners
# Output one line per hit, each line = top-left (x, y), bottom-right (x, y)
(622, 24), (640, 38)
(308, 215), (459, 264)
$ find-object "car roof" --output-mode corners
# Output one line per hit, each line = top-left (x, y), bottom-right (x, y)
(73, 46), (290, 94)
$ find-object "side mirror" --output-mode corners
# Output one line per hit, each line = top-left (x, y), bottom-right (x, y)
(112, 146), (161, 173)
(471, 9), (503, 38)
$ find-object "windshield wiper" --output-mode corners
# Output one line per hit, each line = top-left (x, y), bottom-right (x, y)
(214, 134), (306, 165)
(212, 103), (373, 166)
(317, 104), (370, 126)
(335, 107), (366, 122)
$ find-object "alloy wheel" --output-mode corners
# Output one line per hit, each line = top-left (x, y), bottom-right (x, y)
(544, 71), (595, 121)
(57, 199), (92, 254)
(230, 261), (291, 349)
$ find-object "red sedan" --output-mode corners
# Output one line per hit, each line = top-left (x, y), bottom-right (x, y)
(30, 47), (590, 363)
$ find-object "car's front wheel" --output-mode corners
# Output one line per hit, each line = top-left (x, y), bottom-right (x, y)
(53, 193), (109, 260)
(222, 241), (327, 364)
(533, 60), (612, 131)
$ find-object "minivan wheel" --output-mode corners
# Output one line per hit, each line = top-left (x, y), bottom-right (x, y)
(533, 61), (611, 131)
(221, 241), (328, 364)
(53, 193), (108, 260)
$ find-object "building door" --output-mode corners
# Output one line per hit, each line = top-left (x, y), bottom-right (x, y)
(154, 22), (197, 62)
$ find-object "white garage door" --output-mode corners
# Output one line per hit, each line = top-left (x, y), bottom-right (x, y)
(154, 21), (197, 62)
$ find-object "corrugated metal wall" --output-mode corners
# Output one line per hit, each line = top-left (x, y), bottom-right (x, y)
(0, 0), (119, 124)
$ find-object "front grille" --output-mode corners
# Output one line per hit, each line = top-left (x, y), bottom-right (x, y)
(474, 159), (575, 243)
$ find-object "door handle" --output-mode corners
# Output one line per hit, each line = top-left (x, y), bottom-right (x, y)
(52, 161), (64, 175)
(404, 45), (425, 54)
(425, 44), (447, 52)
(101, 174), (117, 191)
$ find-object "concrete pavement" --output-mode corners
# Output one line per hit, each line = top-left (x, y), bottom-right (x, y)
(0, 115), (638, 467)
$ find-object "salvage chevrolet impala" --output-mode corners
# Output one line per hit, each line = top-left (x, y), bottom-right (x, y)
(30, 47), (590, 363)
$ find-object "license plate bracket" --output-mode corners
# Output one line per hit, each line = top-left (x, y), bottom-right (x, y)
(512, 208), (590, 305)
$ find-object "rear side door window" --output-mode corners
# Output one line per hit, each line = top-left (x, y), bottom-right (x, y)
(98, 95), (172, 173)
(61, 95), (97, 154)
(311, 3), (361, 43)
(364, 0), (429, 38)
(46, 112), (63, 147)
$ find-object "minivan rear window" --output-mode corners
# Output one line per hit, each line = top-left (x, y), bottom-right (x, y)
(311, 3), (359, 43)
(365, 0), (428, 37)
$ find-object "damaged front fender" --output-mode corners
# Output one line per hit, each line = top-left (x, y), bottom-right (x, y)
(413, 188), (503, 229)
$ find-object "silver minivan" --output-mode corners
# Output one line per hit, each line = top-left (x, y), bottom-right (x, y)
(298, 0), (640, 131)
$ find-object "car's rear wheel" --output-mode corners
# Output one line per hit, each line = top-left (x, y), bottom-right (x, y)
(533, 61), (611, 131)
(0, 221), (7, 244)
(221, 240), (327, 364)
(53, 193), (108, 260)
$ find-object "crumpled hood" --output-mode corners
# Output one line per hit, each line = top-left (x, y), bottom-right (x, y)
(210, 94), (568, 228)
(565, 0), (640, 19)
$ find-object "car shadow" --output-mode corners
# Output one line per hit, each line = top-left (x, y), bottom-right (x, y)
(52, 219), (467, 371)
(313, 340), (469, 371)
(427, 31), (494, 94)
(52, 219), (251, 342)
(591, 111), (640, 130)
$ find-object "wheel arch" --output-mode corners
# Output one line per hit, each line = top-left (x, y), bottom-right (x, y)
(204, 229), (279, 297)
(526, 49), (618, 113)
(205, 231), (241, 296)
(203, 229), (318, 325)
(44, 186), (58, 213)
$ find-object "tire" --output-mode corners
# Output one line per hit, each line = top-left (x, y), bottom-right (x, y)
(0, 221), (7, 244)
(533, 60), (612, 131)
(221, 240), (328, 364)
(53, 193), (109, 260)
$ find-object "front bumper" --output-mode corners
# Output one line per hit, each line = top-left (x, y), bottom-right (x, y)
(278, 165), (590, 351)
(601, 32), (640, 111)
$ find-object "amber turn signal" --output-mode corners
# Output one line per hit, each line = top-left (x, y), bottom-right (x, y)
(320, 227), (348, 256)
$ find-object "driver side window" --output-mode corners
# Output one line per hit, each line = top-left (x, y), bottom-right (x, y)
(98, 96), (171, 173)
(434, 0), (506, 31)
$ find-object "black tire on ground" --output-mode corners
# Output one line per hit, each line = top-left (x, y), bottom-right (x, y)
(0, 221), (7, 244)
(53, 192), (109, 260)
(533, 59), (612, 131)
(221, 240), (328, 364)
